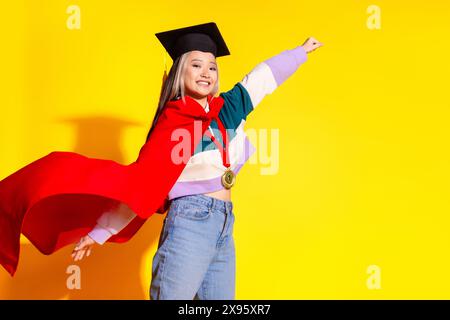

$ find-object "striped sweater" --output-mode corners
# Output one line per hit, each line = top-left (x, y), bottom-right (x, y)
(88, 45), (308, 244)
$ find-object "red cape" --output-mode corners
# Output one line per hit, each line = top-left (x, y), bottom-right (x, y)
(0, 94), (224, 277)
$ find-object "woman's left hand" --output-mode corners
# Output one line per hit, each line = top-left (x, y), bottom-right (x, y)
(301, 37), (324, 53)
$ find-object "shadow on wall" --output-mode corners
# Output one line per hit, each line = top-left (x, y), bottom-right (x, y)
(0, 115), (163, 299)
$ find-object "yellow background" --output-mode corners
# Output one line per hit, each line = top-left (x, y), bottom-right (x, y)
(1, 0), (449, 299)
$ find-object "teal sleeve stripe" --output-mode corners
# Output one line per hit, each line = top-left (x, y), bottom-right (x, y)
(218, 82), (254, 130)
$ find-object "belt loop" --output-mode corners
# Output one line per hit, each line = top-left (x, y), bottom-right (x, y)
(209, 197), (214, 211)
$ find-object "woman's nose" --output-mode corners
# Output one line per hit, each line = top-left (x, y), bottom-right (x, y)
(201, 68), (211, 78)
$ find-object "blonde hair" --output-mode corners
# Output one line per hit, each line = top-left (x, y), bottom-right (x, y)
(145, 51), (220, 142)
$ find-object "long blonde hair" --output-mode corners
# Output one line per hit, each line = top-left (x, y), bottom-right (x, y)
(145, 51), (220, 142)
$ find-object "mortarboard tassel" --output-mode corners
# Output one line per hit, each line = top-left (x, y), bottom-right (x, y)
(159, 51), (168, 98)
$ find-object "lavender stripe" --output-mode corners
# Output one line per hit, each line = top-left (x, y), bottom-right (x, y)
(168, 162), (245, 200)
(168, 137), (256, 199)
(88, 225), (113, 245)
(264, 45), (307, 86)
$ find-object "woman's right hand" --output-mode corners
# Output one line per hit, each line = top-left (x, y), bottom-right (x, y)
(71, 235), (96, 261)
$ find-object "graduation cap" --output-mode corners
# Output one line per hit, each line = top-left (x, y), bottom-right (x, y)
(155, 22), (230, 61)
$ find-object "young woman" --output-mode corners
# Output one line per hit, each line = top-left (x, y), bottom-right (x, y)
(70, 23), (323, 300)
(0, 22), (322, 299)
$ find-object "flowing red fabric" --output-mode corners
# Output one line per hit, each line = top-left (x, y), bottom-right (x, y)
(0, 94), (224, 277)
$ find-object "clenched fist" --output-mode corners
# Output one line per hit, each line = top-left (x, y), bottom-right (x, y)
(301, 37), (324, 53)
(71, 235), (96, 261)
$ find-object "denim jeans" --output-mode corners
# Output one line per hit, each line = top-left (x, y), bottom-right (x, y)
(150, 194), (235, 300)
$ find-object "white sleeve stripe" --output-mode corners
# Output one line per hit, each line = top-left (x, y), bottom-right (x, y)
(238, 62), (278, 110)
(95, 202), (136, 235)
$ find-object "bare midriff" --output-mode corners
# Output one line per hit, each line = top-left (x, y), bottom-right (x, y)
(203, 188), (231, 202)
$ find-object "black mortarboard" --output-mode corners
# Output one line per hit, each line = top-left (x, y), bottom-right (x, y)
(155, 22), (230, 61)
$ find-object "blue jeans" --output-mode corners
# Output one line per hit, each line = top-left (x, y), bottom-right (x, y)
(150, 194), (235, 300)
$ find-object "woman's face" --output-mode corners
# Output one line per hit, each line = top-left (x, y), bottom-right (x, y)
(183, 50), (217, 101)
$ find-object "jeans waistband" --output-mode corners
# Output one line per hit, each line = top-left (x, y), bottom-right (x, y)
(171, 194), (233, 214)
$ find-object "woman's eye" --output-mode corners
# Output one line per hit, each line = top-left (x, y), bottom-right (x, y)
(192, 64), (216, 71)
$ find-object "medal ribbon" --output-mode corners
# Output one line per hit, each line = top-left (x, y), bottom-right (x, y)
(203, 116), (231, 168)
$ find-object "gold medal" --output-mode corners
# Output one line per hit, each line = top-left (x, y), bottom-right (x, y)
(203, 116), (235, 189)
(221, 168), (235, 189)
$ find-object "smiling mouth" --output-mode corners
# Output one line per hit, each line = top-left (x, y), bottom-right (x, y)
(196, 81), (211, 87)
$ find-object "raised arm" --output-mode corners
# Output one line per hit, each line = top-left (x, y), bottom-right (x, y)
(241, 44), (308, 110)
(219, 37), (323, 125)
